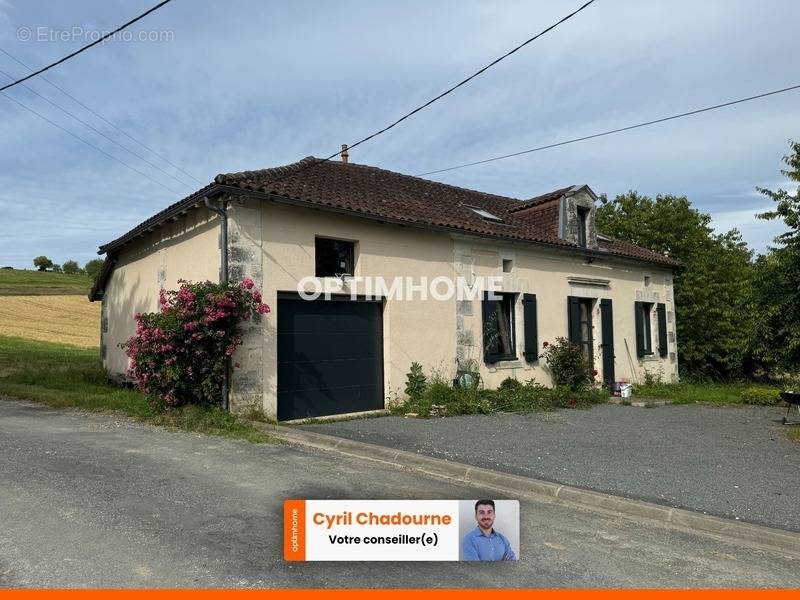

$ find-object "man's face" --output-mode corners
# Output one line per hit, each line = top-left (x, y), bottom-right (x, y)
(475, 504), (495, 530)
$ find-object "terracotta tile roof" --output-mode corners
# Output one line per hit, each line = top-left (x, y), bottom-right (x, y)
(215, 157), (679, 267)
(97, 157), (679, 269)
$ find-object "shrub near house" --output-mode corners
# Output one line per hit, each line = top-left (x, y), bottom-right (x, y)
(122, 279), (269, 408)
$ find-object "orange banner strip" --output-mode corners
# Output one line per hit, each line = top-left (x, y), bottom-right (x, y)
(283, 498), (306, 561)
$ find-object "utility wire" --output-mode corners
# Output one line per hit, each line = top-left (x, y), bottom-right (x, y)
(0, 47), (203, 185)
(264, 0), (598, 185)
(0, 69), (195, 190)
(1, 91), (183, 195)
(416, 84), (800, 176)
(0, 0), (174, 93)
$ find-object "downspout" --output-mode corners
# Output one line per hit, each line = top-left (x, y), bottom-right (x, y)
(204, 196), (230, 411)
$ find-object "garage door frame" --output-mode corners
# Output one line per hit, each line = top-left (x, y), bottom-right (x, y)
(276, 292), (385, 421)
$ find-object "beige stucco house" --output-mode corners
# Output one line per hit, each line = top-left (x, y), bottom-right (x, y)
(91, 156), (680, 421)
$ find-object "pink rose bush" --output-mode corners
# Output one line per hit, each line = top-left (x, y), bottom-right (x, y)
(122, 279), (270, 408)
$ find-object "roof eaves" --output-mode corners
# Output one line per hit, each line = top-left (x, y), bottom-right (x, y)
(97, 182), (220, 255)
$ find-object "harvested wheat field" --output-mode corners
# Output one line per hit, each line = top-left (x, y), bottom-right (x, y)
(0, 295), (100, 347)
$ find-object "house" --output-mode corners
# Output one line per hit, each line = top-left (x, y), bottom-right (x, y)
(90, 156), (680, 421)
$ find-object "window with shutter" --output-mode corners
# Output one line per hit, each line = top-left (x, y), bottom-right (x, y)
(482, 291), (517, 363)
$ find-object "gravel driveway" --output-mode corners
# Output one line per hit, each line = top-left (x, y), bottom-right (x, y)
(6, 398), (800, 587)
(299, 404), (800, 532)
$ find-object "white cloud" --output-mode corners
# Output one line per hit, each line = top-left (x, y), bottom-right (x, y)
(1, 0), (799, 267)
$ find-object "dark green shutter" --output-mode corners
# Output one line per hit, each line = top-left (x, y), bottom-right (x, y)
(482, 291), (500, 364)
(522, 293), (538, 362)
(634, 301), (645, 358)
(567, 296), (581, 344)
(657, 303), (668, 357)
(599, 299), (615, 386)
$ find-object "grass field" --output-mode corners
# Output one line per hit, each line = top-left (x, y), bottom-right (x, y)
(0, 268), (93, 295)
(0, 335), (274, 443)
(0, 295), (100, 347)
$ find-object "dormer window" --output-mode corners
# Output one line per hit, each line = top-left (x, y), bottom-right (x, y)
(468, 206), (504, 223)
(577, 207), (589, 248)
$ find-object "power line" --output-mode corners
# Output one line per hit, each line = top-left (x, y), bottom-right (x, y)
(416, 84), (800, 176)
(1, 91), (183, 195)
(0, 47), (204, 185)
(0, 0), (174, 93)
(266, 0), (598, 185)
(0, 69), (195, 190)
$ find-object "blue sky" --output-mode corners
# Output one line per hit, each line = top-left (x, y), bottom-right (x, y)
(0, 0), (797, 268)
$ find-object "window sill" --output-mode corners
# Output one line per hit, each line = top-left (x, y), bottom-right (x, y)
(487, 356), (525, 371)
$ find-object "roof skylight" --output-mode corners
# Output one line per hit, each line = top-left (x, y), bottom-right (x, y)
(468, 206), (504, 223)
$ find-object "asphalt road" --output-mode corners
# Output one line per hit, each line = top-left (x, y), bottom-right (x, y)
(1, 398), (798, 587)
(300, 404), (800, 532)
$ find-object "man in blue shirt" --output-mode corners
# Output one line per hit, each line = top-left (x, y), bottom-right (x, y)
(461, 499), (517, 561)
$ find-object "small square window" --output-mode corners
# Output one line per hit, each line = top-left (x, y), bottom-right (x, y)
(502, 258), (513, 273)
(644, 275), (651, 287)
(315, 237), (354, 277)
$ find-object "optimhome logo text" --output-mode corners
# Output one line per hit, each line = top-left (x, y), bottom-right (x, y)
(295, 276), (523, 301)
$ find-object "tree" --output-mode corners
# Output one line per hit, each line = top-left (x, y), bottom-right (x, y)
(33, 256), (53, 271)
(756, 139), (800, 247)
(62, 260), (82, 275)
(751, 140), (800, 372)
(51, 263), (62, 273)
(596, 192), (755, 378)
(84, 258), (104, 282)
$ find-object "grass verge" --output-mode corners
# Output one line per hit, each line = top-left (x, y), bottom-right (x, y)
(0, 335), (274, 443)
(633, 382), (749, 405)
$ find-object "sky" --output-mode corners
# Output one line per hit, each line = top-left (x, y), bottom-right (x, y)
(0, 0), (798, 269)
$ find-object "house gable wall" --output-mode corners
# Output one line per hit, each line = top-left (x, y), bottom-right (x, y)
(102, 207), (220, 378)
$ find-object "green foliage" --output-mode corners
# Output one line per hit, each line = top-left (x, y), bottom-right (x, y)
(751, 248), (800, 371)
(51, 263), (62, 273)
(541, 337), (592, 390)
(751, 140), (800, 372)
(756, 139), (800, 247)
(596, 192), (755, 378)
(62, 260), (82, 275)
(404, 362), (427, 401)
(633, 381), (749, 405)
(389, 365), (606, 417)
(498, 377), (523, 392)
(84, 258), (105, 282)
(33, 256), (53, 271)
(0, 335), (273, 443)
(122, 279), (270, 408)
(740, 386), (782, 406)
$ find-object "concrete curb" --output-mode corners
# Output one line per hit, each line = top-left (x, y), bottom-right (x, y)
(269, 424), (800, 558)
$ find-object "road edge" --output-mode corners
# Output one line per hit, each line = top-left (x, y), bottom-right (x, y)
(267, 424), (800, 558)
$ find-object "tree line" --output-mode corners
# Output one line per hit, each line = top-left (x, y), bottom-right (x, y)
(32, 256), (104, 281)
(596, 140), (800, 379)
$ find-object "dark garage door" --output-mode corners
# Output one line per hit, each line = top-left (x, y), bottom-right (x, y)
(277, 295), (384, 421)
